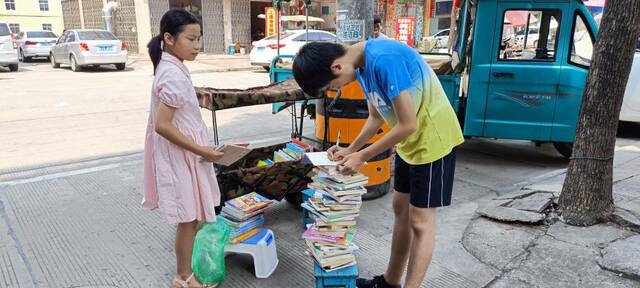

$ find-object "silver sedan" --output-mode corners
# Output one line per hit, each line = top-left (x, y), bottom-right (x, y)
(16, 30), (58, 62)
(50, 29), (128, 72)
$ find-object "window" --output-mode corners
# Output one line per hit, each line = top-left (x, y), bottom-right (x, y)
(569, 13), (594, 67)
(0, 24), (11, 36)
(65, 31), (76, 42)
(42, 24), (52, 31)
(8, 23), (20, 34)
(499, 10), (561, 61)
(4, 0), (15, 10)
(322, 6), (330, 15)
(78, 31), (117, 40)
(28, 31), (56, 38)
(318, 33), (337, 42)
(39, 0), (49, 11)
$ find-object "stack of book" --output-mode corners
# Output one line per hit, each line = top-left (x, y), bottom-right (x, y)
(220, 192), (274, 244)
(302, 167), (368, 271)
(257, 140), (312, 167)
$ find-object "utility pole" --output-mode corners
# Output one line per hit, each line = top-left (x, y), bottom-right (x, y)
(335, 0), (374, 44)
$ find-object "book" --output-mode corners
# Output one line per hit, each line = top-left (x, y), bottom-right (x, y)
(213, 144), (253, 166)
(291, 139), (312, 151)
(226, 192), (272, 213)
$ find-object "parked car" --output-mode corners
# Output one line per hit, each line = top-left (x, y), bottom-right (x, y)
(16, 30), (58, 62)
(50, 29), (127, 72)
(250, 30), (339, 71)
(425, 29), (450, 50)
(0, 22), (19, 72)
(515, 27), (540, 48)
(620, 40), (640, 123)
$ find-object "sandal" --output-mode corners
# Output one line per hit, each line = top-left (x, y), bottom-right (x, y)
(172, 273), (218, 288)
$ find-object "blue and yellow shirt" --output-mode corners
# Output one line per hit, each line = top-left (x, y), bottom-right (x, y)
(356, 40), (464, 164)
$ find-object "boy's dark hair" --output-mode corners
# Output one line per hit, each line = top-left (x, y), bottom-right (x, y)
(147, 9), (200, 73)
(374, 15), (382, 25)
(293, 42), (347, 96)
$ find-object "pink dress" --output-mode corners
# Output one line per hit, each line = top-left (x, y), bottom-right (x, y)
(142, 52), (221, 224)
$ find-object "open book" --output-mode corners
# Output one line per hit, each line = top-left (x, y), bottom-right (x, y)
(213, 144), (252, 166)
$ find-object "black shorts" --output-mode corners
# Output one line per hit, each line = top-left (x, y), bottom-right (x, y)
(394, 150), (457, 208)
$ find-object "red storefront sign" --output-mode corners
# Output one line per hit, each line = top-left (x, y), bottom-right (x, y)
(265, 7), (277, 37)
(395, 17), (415, 47)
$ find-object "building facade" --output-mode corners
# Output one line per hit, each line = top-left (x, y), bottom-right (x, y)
(0, 0), (65, 35)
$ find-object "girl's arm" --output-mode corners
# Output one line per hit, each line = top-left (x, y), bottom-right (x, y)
(155, 102), (222, 162)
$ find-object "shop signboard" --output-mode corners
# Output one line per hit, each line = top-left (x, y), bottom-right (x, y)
(396, 17), (415, 47)
(338, 19), (365, 42)
(265, 7), (278, 37)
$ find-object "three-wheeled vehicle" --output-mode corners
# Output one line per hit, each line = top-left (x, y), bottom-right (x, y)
(430, 0), (598, 158)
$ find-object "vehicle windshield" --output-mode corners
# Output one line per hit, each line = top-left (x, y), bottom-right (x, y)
(78, 31), (117, 40)
(0, 24), (10, 36)
(263, 32), (294, 41)
(27, 31), (57, 38)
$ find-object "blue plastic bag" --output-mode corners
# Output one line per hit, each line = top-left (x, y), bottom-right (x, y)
(192, 220), (230, 285)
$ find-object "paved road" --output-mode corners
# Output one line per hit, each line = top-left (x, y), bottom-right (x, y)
(0, 59), (287, 173)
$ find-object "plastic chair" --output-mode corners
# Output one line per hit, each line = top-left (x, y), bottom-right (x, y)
(225, 228), (279, 278)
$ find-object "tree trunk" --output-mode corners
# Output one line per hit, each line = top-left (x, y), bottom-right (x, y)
(559, 1), (640, 226)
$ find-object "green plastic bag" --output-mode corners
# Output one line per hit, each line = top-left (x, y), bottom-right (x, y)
(192, 220), (231, 285)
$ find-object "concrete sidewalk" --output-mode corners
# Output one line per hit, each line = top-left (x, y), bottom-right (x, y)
(466, 138), (640, 287)
(129, 54), (263, 73)
(0, 136), (638, 287)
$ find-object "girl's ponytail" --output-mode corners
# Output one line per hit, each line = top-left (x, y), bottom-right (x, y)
(147, 34), (163, 74)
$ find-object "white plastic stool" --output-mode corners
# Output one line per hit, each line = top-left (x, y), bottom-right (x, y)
(225, 228), (279, 278)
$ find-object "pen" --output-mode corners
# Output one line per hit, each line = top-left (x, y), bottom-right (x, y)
(336, 130), (341, 148)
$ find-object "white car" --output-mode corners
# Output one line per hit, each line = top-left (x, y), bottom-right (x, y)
(16, 30), (58, 62)
(0, 22), (19, 72)
(50, 29), (128, 72)
(620, 42), (640, 123)
(425, 29), (450, 50)
(250, 30), (339, 71)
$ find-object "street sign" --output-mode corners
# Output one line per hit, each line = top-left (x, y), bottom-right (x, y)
(337, 19), (365, 42)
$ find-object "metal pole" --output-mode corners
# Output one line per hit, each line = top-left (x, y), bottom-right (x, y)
(305, 0), (309, 42)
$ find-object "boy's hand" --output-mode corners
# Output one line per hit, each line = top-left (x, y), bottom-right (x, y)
(199, 146), (224, 162)
(337, 152), (366, 175)
(327, 145), (355, 161)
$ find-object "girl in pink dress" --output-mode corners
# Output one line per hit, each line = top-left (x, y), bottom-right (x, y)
(142, 9), (222, 288)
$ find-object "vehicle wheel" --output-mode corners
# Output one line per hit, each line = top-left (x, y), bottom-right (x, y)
(19, 50), (25, 62)
(8, 64), (18, 72)
(50, 54), (59, 68)
(70, 55), (81, 72)
(263, 66), (270, 72)
(115, 63), (126, 71)
(553, 142), (573, 159)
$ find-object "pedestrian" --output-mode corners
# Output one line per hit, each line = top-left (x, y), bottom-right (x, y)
(292, 39), (464, 288)
(142, 9), (223, 288)
(372, 15), (389, 39)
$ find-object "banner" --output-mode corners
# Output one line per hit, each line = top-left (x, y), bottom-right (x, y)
(396, 17), (415, 47)
(265, 7), (277, 37)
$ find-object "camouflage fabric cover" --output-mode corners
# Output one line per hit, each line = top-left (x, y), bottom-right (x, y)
(195, 78), (321, 111)
(215, 143), (314, 202)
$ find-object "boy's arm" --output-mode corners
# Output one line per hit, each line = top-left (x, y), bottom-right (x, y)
(359, 90), (416, 160)
(345, 101), (386, 152)
(338, 91), (416, 174)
